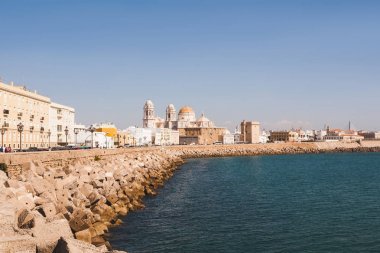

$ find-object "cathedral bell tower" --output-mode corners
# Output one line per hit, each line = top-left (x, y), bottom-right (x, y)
(165, 104), (177, 129)
(143, 100), (155, 128)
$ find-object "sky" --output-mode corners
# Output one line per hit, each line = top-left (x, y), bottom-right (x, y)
(0, 0), (379, 131)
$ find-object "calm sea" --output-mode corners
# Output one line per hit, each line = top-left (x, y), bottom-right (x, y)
(107, 153), (380, 253)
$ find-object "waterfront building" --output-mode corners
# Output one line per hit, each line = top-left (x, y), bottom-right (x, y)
(269, 131), (290, 142)
(259, 130), (269, 144)
(323, 127), (364, 142)
(0, 80), (75, 149)
(358, 131), (380, 140)
(297, 130), (315, 142)
(233, 127), (242, 144)
(152, 128), (179, 146)
(49, 102), (75, 146)
(288, 131), (300, 142)
(315, 130), (327, 141)
(125, 126), (152, 146)
(222, 130), (235, 144)
(73, 124), (113, 148)
(240, 120), (260, 144)
(93, 122), (118, 145)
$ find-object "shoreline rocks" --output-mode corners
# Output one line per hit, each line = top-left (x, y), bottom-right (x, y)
(1, 141), (380, 252)
(0, 150), (183, 253)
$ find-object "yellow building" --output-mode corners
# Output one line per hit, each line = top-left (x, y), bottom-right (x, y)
(94, 123), (117, 144)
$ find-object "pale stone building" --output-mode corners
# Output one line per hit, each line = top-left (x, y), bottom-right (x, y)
(0, 80), (75, 149)
(152, 128), (179, 146)
(240, 120), (260, 144)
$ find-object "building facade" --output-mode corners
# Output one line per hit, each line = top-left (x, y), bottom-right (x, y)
(240, 120), (260, 144)
(49, 102), (75, 146)
(0, 81), (75, 149)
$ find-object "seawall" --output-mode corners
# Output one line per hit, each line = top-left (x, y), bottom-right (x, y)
(1, 141), (380, 252)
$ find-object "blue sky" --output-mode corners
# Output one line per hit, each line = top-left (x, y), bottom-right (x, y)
(1, 0), (379, 131)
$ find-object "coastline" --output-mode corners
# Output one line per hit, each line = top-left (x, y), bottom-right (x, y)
(1, 141), (380, 252)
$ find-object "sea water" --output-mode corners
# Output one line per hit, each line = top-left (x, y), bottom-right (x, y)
(108, 153), (380, 253)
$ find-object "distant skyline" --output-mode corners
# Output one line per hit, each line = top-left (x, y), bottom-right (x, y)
(1, 0), (379, 131)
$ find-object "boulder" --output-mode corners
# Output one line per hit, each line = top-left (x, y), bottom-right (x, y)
(75, 229), (92, 244)
(69, 209), (93, 232)
(32, 218), (73, 253)
(53, 237), (105, 253)
(16, 208), (35, 229)
(0, 202), (17, 237)
(0, 235), (36, 253)
(41, 202), (57, 220)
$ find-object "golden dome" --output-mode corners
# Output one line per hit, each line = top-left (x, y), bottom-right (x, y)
(179, 106), (194, 114)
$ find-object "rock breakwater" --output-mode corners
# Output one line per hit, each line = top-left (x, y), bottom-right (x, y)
(0, 150), (183, 252)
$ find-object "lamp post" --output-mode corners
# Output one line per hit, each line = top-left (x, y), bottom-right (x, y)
(88, 125), (96, 148)
(40, 127), (44, 147)
(17, 122), (24, 151)
(74, 128), (79, 146)
(123, 135), (126, 146)
(47, 129), (51, 148)
(64, 126), (69, 146)
(1, 124), (7, 149)
(117, 134), (120, 147)
(105, 132), (108, 149)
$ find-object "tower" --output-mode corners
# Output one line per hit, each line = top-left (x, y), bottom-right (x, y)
(165, 104), (177, 129)
(143, 100), (155, 128)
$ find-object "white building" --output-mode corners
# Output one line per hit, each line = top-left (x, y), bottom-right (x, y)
(49, 102), (75, 146)
(222, 130), (235, 144)
(75, 125), (114, 148)
(126, 127), (152, 146)
(316, 130), (327, 141)
(259, 131), (269, 144)
(298, 130), (315, 142)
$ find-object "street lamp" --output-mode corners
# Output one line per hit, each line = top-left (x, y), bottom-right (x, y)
(74, 128), (79, 146)
(64, 126), (69, 146)
(17, 122), (24, 151)
(123, 135), (126, 146)
(40, 127), (44, 147)
(88, 125), (96, 148)
(47, 129), (51, 148)
(1, 124), (7, 149)
(117, 134), (120, 147)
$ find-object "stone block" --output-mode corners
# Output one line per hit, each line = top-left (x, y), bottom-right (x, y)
(53, 237), (105, 253)
(0, 235), (36, 253)
(16, 208), (35, 229)
(68, 209), (93, 232)
(32, 218), (73, 253)
(41, 202), (57, 220)
(75, 229), (92, 244)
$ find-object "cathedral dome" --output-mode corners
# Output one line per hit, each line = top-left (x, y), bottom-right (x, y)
(179, 106), (194, 114)
(197, 113), (214, 128)
(197, 114), (210, 122)
(144, 100), (154, 109)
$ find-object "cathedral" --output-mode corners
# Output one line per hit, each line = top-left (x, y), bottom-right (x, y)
(143, 100), (215, 130)
(143, 100), (227, 145)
